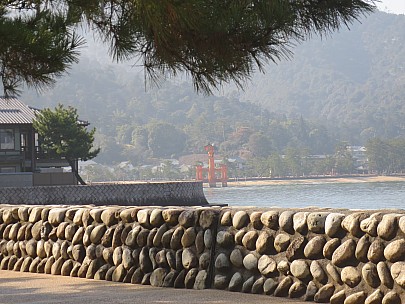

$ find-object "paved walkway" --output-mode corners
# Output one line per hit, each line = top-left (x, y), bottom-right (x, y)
(0, 270), (308, 304)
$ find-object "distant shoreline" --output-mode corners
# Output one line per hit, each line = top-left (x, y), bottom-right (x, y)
(207, 175), (405, 187)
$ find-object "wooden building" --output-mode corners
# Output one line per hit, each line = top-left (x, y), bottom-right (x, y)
(0, 97), (76, 186)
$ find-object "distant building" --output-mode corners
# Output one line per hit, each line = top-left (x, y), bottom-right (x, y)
(179, 154), (222, 166)
(347, 145), (368, 173)
(0, 97), (78, 187)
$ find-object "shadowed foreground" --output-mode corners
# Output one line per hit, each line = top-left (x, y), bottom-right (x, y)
(0, 271), (307, 304)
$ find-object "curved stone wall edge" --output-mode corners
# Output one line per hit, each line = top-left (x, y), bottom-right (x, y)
(0, 182), (208, 206)
(0, 205), (404, 303)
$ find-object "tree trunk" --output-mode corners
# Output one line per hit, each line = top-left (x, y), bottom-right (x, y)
(68, 159), (86, 185)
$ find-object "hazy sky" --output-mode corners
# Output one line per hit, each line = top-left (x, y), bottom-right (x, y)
(378, 0), (405, 14)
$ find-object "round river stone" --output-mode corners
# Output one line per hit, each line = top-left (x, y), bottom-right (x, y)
(250, 212), (263, 229)
(360, 213), (380, 236)
(277, 260), (290, 275)
(220, 211), (232, 226)
(232, 211), (249, 229)
(304, 235), (326, 259)
(293, 212), (309, 234)
(258, 255), (277, 276)
(241, 230), (258, 250)
(341, 266), (361, 288)
(368, 239), (385, 263)
(314, 284), (335, 303)
(390, 262), (405, 288)
(230, 248), (243, 268)
(243, 253), (258, 271)
(362, 262), (380, 288)
(331, 239), (356, 267)
(310, 260), (327, 284)
(384, 239), (405, 262)
(307, 212), (329, 233)
(377, 261), (394, 288)
(325, 213), (345, 237)
(274, 233), (290, 253)
(377, 214), (398, 240)
(365, 289), (384, 304)
(199, 209), (216, 229)
(355, 235), (371, 262)
(215, 253), (230, 270)
(279, 211), (295, 234)
(399, 216), (405, 234)
(344, 291), (366, 304)
(256, 232), (273, 255)
(178, 210), (195, 228)
(382, 291), (401, 304)
(261, 211), (279, 229)
(290, 259), (310, 279)
(323, 238), (340, 260)
(182, 248), (197, 270)
(228, 272), (243, 292)
(341, 212), (364, 237)
(216, 230), (233, 248)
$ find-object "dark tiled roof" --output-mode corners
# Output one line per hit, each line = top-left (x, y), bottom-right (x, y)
(0, 97), (37, 125)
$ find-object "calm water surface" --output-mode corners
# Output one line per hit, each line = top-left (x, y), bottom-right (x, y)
(203, 181), (405, 210)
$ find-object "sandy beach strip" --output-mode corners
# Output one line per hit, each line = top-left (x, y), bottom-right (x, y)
(222, 175), (405, 187)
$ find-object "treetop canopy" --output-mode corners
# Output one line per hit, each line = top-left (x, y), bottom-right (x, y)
(0, 0), (376, 96)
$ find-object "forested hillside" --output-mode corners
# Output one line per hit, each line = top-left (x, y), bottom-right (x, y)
(231, 11), (405, 142)
(20, 10), (405, 168)
(22, 67), (335, 165)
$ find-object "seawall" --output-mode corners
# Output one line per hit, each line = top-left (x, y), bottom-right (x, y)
(0, 205), (404, 303)
(0, 181), (208, 206)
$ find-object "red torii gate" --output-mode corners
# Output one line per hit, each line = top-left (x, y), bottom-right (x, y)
(195, 144), (228, 187)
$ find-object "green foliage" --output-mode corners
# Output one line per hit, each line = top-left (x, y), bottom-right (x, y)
(1, 0), (375, 95)
(147, 122), (187, 158)
(248, 133), (273, 158)
(0, 7), (84, 96)
(268, 153), (286, 178)
(366, 138), (405, 174)
(33, 104), (100, 184)
(284, 147), (303, 177)
(92, 0), (375, 94)
(334, 143), (355, 174)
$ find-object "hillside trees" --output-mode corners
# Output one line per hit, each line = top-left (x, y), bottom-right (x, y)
(366, 138), (405, 174)
(19, 59), (339, 167)
(248, 133), (273, 157)
(268, 154), (286, 178)
(234, 11), (405, 143)
(334, 142), (355, 174)
(1, 0), (376, 96)
(147, 122), (187, 158)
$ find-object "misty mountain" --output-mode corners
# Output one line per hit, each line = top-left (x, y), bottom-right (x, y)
(227, 11), (405, 142)
(19, 10), (405, 164)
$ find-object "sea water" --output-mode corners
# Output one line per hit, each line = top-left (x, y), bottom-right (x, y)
(203, 181), (405, 210)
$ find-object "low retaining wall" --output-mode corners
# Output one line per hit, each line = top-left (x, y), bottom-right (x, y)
(0, 173), (32, 187)
(0, 205), (404, 303)
(214, 208), (405, 303)
(0, 182), (208, 206)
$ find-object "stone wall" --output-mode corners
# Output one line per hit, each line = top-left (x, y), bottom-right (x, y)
(33, 172), (76, 186)
(0, 182), (208, 206)
(0, 205), (218, 290)
(213, 208), (405, 303)
(0, 205), (404, 303)
(0, 173), (32, 187)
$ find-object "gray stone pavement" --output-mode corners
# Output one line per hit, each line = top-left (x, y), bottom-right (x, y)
(0, 270), (308, 304)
